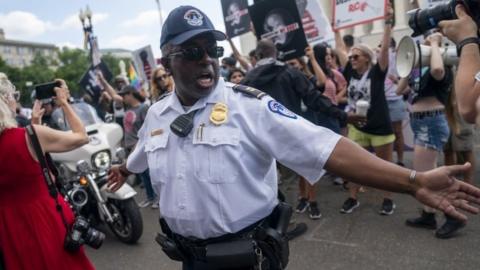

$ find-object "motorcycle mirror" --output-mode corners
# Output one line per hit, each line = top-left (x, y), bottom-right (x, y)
(76, 160), (91, 174)
(115, 148), (127, 162)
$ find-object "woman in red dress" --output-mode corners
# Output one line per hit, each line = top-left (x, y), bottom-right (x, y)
(0, 75), (95, 270)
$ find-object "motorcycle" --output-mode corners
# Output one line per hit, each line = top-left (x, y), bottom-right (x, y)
(50, 102), (143, 244)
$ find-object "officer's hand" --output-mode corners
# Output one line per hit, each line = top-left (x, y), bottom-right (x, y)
(347, 112), (367, 126)
(107, 165), (127, 192)
(438, 5), (478, 44)
(415, 163), (480, 222)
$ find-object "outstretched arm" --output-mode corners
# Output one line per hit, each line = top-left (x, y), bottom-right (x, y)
(228, 39), (252, 71)
(378, 3), (394, 72)
(325, 137), (480, 222)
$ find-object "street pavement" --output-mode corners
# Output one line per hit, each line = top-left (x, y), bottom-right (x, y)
(87, 150), (480, 270)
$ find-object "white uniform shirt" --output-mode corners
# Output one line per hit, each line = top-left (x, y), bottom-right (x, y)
(127, 78), (341, 239)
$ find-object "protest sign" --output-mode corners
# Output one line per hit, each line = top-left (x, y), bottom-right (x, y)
(249, 0), (308, 61)
(79, 60), (112, 102)
(132, 45), (156, 83)
(333, 0), (387, 31)
(296, 0), (334, 45)
(221, 0), (251, 38)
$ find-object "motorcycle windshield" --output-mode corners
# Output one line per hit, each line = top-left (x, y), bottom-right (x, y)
(52, 102), (103, 131)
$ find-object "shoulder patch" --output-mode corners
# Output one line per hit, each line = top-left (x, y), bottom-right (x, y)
(232, 84), (266, 99)
(267, 100), (298, 119)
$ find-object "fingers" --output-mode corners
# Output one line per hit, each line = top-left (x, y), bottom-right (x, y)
(441, 204), (468, 222)
(452, 199), (479, 214)
(456, 190), (480, 205)
(458, 181), (480, 200)
(445, 163), (471, 177)
(455, 4), (467, 18)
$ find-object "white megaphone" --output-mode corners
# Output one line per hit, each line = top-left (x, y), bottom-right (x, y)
(396, 36), (459, 78)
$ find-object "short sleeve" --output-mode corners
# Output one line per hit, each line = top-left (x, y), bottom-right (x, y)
(333, 69), (347, 93)
(253, 97), (341, 184)
(126, 119), (148, 173)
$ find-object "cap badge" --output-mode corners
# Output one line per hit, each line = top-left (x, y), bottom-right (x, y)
(184, 9), (203, 26)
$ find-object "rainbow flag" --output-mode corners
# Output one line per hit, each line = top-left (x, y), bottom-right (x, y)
(128, 63), (142, 90)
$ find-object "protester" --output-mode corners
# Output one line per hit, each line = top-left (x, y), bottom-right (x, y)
(335, 5), (396, 215)
(107, 6), (480, 269)
(118, 86), (157, 208)
(438, 5), (480, 123)
(220, 56), (237, 79)
(384, 38), (408, 166)
(228, 39), (254, 72)
(227, 68), (245, 84)
(0, 77), (94, 270)
(396, 32), (456, 238)
(150, 66), (174, 103)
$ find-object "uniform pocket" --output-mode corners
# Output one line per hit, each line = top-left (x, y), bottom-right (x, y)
(192, 126), (240, 183)
(145, 134), (169, 182)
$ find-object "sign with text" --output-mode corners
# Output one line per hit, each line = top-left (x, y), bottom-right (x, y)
(333, 0), (387, 31)
(249, 0), (308, 61)
(132, 45), (156, 84)
(296, 0), (334, 45)
(79, 60), (113, 102)
(221, 0), (251, 38)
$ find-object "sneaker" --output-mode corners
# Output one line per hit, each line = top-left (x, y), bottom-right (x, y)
(138, 199), (153, 208)
(308, 201), (322, 220)
(295, 197), (309, 213)
(340, 198), (360, 214)
(435, 215), (465, 239)
(333, 177), (344, 185)
(379, 198), (396, 215)
(405, 211), (437, 230)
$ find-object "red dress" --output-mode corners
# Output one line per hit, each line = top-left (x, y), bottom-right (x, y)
(0, 128), (95, 270)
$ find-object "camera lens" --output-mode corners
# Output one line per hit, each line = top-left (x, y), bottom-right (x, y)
(409, 1), (456, 36)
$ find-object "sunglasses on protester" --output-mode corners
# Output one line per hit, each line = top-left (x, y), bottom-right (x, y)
(155, 74), (170, 81)
(349, 54), (362, 61)
(168, 46), (224, 61)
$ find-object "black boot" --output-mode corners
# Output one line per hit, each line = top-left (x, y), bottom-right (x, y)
(435, 215), (466, 239)
(405, 211), (437, 229)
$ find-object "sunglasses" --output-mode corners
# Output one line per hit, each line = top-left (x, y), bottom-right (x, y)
(168, 46), (224, 61)
(349, 54), (362, 61)
(155, 74), (169, 81)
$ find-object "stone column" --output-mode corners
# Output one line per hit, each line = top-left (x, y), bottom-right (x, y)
(371, 19), (385, 34)
(394, 0), (410, 30)
(353, 24), (368, 38)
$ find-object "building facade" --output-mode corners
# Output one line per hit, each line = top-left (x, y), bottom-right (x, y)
(0, 28), (58, 69)
(239, 0), (418, 55)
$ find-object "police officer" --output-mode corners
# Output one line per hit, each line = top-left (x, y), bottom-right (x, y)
(108, 5), (480, 270)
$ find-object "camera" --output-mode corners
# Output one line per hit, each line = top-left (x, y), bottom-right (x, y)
(408, 0), (480, 36)
(64, 216), (105, 252)
(33, 81), (61, 100)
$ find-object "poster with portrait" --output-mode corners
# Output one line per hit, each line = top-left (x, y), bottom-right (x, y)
(296, 0), (334, 45)
(221, 0), (251, 38)
(132, 45), (156, 83)
(249, 0), (308, 61)
(333, 0), (388, 31)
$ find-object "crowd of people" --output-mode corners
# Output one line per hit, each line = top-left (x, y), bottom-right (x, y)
(1, 2), (480, 270)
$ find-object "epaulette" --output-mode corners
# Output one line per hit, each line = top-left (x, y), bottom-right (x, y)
(157, 92), (172, 101)
(232, 84), (266, 99)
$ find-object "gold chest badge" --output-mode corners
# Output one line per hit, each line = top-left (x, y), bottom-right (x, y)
(209, 102), (228, 126)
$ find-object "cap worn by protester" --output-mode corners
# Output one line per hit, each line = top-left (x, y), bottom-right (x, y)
(160, 5), (227, 48)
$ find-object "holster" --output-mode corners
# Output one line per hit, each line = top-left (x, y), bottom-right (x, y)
(205, 239), (258, 268)
(155, 219), (186, 262)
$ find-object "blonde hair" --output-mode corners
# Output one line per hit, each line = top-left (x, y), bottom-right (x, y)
(150, 67), (174, 102)
(352, 44), (376, 65)
(0, 76), (17, 133)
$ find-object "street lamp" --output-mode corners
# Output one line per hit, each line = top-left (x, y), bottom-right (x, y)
(79, 6), (94, 51)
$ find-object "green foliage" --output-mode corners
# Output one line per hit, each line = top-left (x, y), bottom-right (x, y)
(1, 48), (128, 106)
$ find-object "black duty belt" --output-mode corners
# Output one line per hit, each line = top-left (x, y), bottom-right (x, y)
(410, 109), (444, 119)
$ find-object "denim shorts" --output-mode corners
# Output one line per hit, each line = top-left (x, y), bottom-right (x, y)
(387, 99), (408, 122)
(410, 112), (450, 151)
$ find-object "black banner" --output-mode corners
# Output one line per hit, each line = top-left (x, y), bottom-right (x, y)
(79, 61), (112, 102)
(248, 0), (308, 61)
(221, 0), (251, 38)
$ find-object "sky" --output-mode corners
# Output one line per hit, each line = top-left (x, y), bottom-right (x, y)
(0, 0), (246, 58)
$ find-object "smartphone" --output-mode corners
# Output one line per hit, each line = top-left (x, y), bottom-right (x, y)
(34, 81), (61, 100)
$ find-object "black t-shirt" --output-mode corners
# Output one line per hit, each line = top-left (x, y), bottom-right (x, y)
(343, 62), (392, 135)
(409, 67), (453, 105)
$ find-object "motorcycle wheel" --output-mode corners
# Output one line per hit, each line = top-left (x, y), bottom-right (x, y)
(106, 198), (143, 244)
